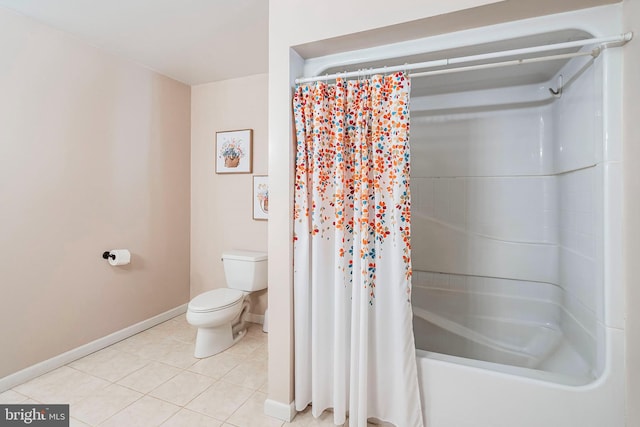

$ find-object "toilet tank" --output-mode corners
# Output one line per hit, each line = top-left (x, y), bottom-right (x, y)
(222, 250), (268, 291)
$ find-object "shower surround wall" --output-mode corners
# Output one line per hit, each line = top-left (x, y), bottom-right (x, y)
(402, 7), (624, 425)
(411, 53), (606, 379)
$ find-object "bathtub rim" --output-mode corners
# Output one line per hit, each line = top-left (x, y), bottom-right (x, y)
(415, 326), (625, 426)
(415, 318), (616, 390)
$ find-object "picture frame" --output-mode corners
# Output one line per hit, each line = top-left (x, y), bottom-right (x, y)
(215, 129), (253, 174)
(253, 175), (269, 221)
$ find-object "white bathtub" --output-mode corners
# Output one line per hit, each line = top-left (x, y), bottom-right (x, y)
(414, 331), (624, 427)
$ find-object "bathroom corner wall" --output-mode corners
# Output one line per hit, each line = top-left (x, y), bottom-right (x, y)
(0, 8), (191, 379)
(190, 74), (269, 316)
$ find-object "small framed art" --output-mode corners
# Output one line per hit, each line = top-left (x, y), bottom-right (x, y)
(253, 175), (269, 220)
(216, 129), (252, 174)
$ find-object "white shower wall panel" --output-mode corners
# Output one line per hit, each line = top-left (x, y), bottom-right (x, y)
(560, 292), (601, 375)
(559, 168), (597, 258)
(411, 104), (554, 178)
(411, 99), (560, 284)
(412, 176), (558, 244)
(412, 213), (559, 284)
(602, 162), (623, 330)
(553, 57), (602, 173)
(410, 50), (606, 378)
(558, 166), (601, 333)
(413, 271), (561, 302)
(560, 248), (597, 312)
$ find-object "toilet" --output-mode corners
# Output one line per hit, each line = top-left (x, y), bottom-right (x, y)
(187, 250), (267, 358)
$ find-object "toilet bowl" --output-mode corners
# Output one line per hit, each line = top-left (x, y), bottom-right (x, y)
(187, 250), (267, 358)
(187, 288), (249, 358)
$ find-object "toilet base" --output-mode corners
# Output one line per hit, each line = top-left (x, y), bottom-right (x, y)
(194, 323), (247, 358)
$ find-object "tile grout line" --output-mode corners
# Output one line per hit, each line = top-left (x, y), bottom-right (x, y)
(92, 393), (146, 427)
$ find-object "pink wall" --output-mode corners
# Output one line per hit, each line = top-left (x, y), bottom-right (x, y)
(190, 74), (269, 314)
(0, 8), (191, 378)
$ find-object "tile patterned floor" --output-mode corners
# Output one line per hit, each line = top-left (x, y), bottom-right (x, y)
(0, 315), (381, 426)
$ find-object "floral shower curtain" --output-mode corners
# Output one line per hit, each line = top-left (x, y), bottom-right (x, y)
(293, 72), (423, 427)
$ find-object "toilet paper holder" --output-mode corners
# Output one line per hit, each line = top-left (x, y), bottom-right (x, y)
(102, 249), (131, 266)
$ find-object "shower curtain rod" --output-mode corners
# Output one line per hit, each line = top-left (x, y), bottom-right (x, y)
(409, 49), (599, 78)
(294, 32), (633, 84)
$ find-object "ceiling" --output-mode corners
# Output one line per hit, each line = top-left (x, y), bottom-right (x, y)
(0, 0), (269, 85)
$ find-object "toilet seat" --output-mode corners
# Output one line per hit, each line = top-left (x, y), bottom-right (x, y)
(188, 288), (244, 313)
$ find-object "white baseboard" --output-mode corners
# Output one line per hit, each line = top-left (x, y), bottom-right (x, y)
(246, 313), (265, 324)
(264, 399), (296, 422)
(0, 304), (188, 392)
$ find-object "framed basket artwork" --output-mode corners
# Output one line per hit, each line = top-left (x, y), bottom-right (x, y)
(216, 129), (253, 174)
(253, 175), (269, 220)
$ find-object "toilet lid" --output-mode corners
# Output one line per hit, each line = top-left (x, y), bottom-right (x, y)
(189, 288), (244, 313)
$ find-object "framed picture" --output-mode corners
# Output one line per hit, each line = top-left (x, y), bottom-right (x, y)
(253, 175), (269, 220)
(215, 129), (252, 174)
